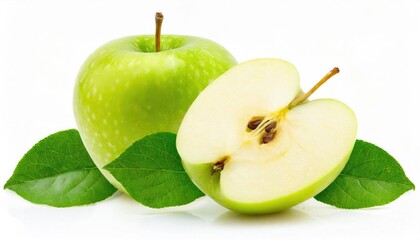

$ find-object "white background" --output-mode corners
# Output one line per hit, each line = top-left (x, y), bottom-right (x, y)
(1, 0), (419, 239)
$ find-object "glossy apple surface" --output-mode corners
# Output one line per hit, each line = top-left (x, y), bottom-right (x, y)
(176, 59), (357, 214)
(73, 35), (237, 191)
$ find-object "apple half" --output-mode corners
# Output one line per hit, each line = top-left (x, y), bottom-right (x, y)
(176, 59), (357, 214)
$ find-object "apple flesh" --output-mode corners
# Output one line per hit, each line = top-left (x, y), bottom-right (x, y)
(176, 59), (357, 214)
(73, 35), (237, 191)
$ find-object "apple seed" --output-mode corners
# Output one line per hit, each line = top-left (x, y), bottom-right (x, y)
(211, 157), (229, 175)
(247, 117), (264, 130)
(264, 121), (277, 133)
(262, 131), (276, 144)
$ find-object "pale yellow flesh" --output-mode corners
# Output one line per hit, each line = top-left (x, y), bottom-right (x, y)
(177, 59), (301, 164)
(176, 58), (357, 212)
(220, 99), (356, 202)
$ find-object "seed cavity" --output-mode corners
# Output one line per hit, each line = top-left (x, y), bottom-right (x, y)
(247, 116), (278, 144)
(211, 157), (229, 175)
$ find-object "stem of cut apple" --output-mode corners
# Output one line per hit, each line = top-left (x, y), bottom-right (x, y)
(155, 12), (164, 52)
(288, 67), (340, 110)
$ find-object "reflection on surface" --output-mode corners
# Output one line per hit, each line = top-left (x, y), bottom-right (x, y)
(214, 208), (313, 226)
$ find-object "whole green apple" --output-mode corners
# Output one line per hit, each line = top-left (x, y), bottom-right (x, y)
(73, 35), (236, 191)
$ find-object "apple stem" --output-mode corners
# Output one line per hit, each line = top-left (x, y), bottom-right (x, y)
(288, 67), (340, 110)
(155, 12), (164, 52)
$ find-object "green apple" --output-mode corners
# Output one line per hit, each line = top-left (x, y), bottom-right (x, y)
(176, 58), (357, 214)
(73, 34), (236, 191)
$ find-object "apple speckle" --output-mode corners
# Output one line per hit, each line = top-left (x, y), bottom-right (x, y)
(88, 62), (95, 69)
(199, 60), (205, 67)
(107, 142), (116, 150)
(128, 61), (136, 67)
(101, 132), (108, 139)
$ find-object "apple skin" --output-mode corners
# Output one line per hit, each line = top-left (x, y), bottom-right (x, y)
(73, 35), (237, 191)
(182, 148), (351, 214)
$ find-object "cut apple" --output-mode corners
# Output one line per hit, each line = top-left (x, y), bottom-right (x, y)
(176, 58), (357, 214)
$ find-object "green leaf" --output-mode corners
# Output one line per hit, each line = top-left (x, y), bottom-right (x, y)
(104, 132), (204, 208)
(315, 139), (415, 209)
(4, 129), (117, 207)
